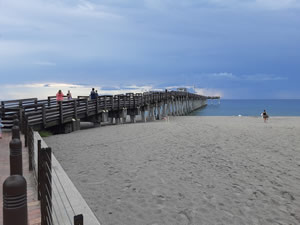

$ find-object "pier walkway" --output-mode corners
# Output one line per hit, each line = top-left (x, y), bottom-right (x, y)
(1, 91), (220, 135)
(0, 131), (41, 225)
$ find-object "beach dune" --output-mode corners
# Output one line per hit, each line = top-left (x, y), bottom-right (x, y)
(45, 116), (300, 225)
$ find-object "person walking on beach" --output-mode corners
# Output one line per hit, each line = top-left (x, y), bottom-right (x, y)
(90, 88), (97, 100)
(0, 118), (4, 139)
(67, 90), (72, 100)
(56, 90), (64, 102)
(261, 109), (269, 122)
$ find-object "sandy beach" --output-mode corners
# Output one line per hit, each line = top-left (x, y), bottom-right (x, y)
(44, 116), (300, 225)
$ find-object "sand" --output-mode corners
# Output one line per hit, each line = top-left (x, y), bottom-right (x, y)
(44, 116), (300, 225)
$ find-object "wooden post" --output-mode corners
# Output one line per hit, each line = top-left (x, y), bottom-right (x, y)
(19, 108), (24, 133)
(34, 99), (38, 111)
(111, 96), (114, 111)
(104, 96), (107, 110)
(59, 101), (63, 124)
(28, 127), (33, 171)
(85, 98), (89, 117)
(47, 97), (51, 107)
(74, 214), (83, 225)
(1, 101), (4, 118)
(42, 104), (46, 127)
(41, 147), (52, 225)
(74, 100), (78, 120)
(37, 140), (41, 200)
(24, 119), (28, 148)
(96, 96), (99, 114)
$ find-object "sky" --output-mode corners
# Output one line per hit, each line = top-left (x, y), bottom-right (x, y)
(0, 0), (300, 100)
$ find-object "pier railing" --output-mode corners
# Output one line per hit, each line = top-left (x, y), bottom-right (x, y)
(27, 126), (90, 225)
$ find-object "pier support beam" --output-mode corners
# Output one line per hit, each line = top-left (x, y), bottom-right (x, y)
(102, 111), (109, 123)
(121, 108), (127, 124)
(141, 108), (146, 123)
(130, 115), (136, 123)
(149, 106), (156, 121)
(156, 104), (162, 120)
(162, 102), (167, 118)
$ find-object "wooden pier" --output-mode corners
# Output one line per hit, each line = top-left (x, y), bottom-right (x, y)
(1, 91), (220, 134)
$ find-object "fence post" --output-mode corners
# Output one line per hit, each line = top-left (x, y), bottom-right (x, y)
(59, 101), (63, 124)
(74, 100), (78, 120)
(9, 137), (23, 176)
(3, 175), (28, 225)
(37, 140), (41, 200)
(1, 101), (4, 118)
(85, 98), (89, 117)
(24, 118), (28, 148)
(41, 147), (52, 225)
(11, 118), (20, 140)
(96, 96), (99, 114)
(42, 104), (46, 127)
(28, 127), (33, 171)
(47, 97), (51, 107)
(74, 214), (84, 225)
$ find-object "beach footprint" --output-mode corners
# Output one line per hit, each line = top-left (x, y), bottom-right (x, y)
(175, 210), (192, 225)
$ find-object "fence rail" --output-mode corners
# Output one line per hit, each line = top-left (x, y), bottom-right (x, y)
(27, 125), (87, 225)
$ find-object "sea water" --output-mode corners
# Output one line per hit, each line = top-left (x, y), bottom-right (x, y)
(190, 99), (300, 116)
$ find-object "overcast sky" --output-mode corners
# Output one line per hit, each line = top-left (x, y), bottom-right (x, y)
(0, 0), (300, 99)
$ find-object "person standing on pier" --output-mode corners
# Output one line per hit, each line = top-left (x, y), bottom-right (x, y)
(67, 90), (72, 100)
(56, 90), (64, 102)
(0, 118), (4, 139)
(90, 88), (97, 100)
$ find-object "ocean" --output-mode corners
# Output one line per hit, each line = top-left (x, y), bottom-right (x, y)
(190, 99), (300, 116)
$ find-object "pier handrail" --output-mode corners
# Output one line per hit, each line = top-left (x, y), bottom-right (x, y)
(27, 127), (100, 225)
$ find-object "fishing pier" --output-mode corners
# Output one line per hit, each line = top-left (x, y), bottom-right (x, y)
(1, 91), (220, 134)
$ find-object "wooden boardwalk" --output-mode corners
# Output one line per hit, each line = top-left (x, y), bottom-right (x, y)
(0, 131), (41, 225)
(1, 91), (220, 133)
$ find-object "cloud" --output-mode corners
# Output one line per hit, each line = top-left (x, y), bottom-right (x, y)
(195, 88), (223, 97)
(0, 82), (161, 100)
(200, 0), (300, 10)
(210, 72), (237, 79)
(242, 74), (288, 81)
(201, 73), (287, 81)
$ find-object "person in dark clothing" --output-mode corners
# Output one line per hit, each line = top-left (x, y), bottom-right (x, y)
(261, 109), (269, 122)
(90, 88), (97, 100)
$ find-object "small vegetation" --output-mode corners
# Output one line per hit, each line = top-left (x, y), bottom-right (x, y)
(39, 130), (53, 137)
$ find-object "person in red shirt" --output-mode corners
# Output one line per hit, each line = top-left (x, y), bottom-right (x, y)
(56, 90), (64, 102)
